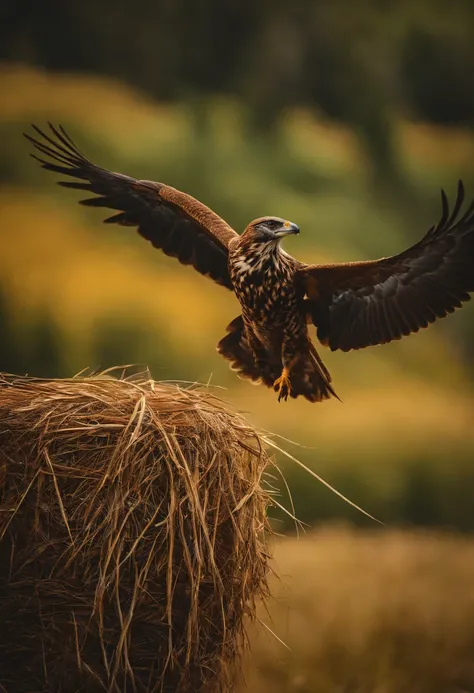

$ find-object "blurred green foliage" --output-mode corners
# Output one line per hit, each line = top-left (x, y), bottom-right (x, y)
(0, 285), (64, 377)
(2, 0), (474, 189)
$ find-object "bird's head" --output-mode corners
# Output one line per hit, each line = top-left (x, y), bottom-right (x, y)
(241, 217), (300, 244)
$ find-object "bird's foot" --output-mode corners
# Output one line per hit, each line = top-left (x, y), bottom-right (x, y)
(273, 368), (291, 402)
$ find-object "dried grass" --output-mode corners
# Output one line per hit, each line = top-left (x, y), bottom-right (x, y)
(0, 369), (272, 693)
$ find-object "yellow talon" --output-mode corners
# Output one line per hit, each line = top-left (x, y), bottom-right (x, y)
(273, 367), (291, 402)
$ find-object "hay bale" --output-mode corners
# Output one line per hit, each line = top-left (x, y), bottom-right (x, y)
(0, 371), (271, 693)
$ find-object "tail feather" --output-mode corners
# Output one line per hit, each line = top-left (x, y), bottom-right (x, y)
(217, 316), (339, 403)
(217, 316), (277, 387)
(279, 341), (339, 403)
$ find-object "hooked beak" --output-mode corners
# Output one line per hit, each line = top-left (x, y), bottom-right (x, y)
(274, 221), (300, 238)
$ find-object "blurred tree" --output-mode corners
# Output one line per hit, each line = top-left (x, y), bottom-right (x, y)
(91, 314), (200, 382)
(0, 286), (23, 374)
(1, 0), (473, 138)
(27, 311), (65, 378)
(0, 286), (65, 377)
(402, 26), (474, 125)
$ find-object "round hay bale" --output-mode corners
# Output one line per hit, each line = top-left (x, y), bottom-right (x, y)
(0, 371), (271, 693)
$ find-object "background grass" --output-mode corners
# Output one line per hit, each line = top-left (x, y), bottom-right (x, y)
(240, 527), (474, 693)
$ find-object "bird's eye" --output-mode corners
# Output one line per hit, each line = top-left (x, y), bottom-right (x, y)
(265, 220), (279, 229)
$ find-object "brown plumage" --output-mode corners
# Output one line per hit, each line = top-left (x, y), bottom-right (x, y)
(25, 124), (474, 403)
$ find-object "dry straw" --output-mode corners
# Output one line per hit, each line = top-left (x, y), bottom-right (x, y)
(0, 369), (272, 693)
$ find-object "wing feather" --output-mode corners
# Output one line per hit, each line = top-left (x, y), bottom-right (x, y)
(298, 181), (474, 351)
(25, 123), (239, 290)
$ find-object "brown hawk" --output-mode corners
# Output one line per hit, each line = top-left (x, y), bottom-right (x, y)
(26, 124), (474, 403)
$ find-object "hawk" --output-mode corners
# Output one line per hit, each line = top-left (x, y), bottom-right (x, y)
(25, 124), (474, 403)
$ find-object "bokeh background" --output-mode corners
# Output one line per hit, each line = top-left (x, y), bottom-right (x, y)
(1, 1), (474, 689)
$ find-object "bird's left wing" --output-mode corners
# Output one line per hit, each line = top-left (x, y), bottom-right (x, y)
(297, 181), (474, 351)
(25, 124), (239, 289)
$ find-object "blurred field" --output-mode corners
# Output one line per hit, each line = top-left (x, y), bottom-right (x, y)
(241, 527), (474, 693)
(0, 63), (473, 528)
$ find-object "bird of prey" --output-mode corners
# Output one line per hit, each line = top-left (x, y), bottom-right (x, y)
(25, 124), (474, 403)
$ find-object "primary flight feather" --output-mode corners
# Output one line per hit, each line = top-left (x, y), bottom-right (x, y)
(26, 124), (474, 403)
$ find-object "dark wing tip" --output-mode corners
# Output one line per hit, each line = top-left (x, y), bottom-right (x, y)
(438, 187), (449, 227)
(431, 179), (472, 237)
(24, 123), (99, 187)
(440, 186), (448, 208)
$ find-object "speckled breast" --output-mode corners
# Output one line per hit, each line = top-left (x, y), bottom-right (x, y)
(229, 248), (301, 330)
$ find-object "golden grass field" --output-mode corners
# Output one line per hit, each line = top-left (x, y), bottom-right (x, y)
(241, 527), (474, 693)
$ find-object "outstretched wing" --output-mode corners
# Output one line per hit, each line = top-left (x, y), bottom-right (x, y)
(298, 181), (474, 351)
(25, 124), (239, 290)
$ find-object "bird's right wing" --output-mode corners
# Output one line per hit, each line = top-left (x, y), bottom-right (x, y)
(298, 181), (474, 351)
(25, 124), (239, 290)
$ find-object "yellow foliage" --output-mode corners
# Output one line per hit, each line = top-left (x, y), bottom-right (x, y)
(0, 192), (237, 362)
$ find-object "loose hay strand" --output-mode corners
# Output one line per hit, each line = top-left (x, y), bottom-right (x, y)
(0, 371), (272, 693)
(262, 434), (382, 525)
